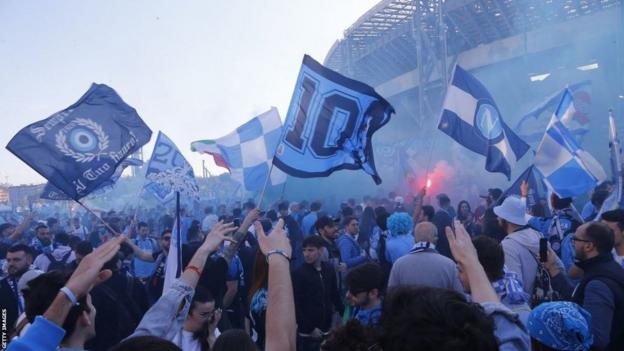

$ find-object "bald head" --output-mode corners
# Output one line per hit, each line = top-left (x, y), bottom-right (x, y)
(414, 222), (438, 244)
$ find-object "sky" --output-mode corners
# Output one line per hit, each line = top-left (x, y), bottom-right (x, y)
(0, 0), (379, 185)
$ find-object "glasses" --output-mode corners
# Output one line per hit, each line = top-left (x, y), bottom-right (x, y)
(571, 236), (593, 243)
(161, 236), (171, 241)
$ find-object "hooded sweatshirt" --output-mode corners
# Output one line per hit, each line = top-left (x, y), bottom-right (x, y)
(501, 226), (564, 295)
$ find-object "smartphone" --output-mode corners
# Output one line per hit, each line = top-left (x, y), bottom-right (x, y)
(539, 238), (548, 263)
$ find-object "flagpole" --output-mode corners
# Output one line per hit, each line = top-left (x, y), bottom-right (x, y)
(256, 161), (275, 209)
(175, 191), (182, 278)
(74, 199), (119, 236)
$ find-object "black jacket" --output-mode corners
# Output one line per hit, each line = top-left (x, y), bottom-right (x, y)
(0, 276), (19, 336)
(574, 254), (624, 351)
(182, 241), (229, 307)
(292, 261), (342, 333)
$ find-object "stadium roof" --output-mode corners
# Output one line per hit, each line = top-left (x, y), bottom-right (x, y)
(324, 0), (622, 86)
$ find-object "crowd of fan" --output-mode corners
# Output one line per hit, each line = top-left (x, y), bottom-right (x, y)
(1, 181), (623, 351)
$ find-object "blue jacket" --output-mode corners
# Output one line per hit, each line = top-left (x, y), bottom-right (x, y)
(7, 316), (65, 351)
(336, 233), (367, 268)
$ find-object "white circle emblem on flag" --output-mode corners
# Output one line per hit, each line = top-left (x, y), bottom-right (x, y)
(475, 103), (503, 140)
(69, 128), (98, 152)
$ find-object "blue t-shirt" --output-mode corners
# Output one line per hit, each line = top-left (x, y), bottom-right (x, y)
(353, 303), (382, 327)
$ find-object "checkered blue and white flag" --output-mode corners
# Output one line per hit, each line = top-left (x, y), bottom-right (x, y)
(191, 107), (287, 191)
(534, 89), (606, 198)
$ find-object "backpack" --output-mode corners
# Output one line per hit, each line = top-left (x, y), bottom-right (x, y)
(45, 251), (72, 272)
(509, 236), (560, 307)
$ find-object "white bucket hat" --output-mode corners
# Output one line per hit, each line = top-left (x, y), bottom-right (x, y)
(493, 196), (528, 226)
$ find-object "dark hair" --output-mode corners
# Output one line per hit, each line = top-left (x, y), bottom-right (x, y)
(601, 209), (624, 231)
(35, 224), (48, 232)
(47, 218), (58, 227)
(311, 201), (322, 212)
(321, 320), (377, 351)
(205, 206), (214, 214)
(457, 201), (472, 221)
(109, 336), (181, 351)
(191, 285), (215, 312)
(551, 194), (573, 210)
(24, 271), (89, 341)
(380, 287), (498, 351)
(472, 236), (505, 281)
(591, 190), (610, 208)
(54, 232), (70, 246)
(266, 209), (278, 222)
(303, 235), (325, 249)
(212, 329), (257, 351)
(187, 224), (202, 242)
(343, 216), (358, 227)
(342, 207), (354, 217)
(316, 216), (336, 231)
(243, 201), (256, 210)
(161, 229), (172, 237)
(376, 212), (389, 231)
(137, 222), (148, 230)
(7, 244), (32, 256)
(0, 223), (15, 234)
(278, 201), (289, 211)
(233, 208), (242, 217)
(530, 203), (547, 218)
(422, 205), (435, 222)
(75, 240), (94, 256)
(345, 263), (384, 294)
(584, 222), (615, 254)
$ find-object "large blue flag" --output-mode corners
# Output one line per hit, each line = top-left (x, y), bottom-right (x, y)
(145, 131), (199, 202)
(40, 158), (143, 200)
(6, 84), (152, 200)
(438, 65), (530, 180)
(534, 89), (606, 198)
(273, 55), (394, 185)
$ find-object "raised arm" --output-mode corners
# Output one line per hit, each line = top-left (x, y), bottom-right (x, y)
(255, 219), (296, 351)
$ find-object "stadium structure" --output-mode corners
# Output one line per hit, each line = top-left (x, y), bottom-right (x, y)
(302, 0), (624, 199)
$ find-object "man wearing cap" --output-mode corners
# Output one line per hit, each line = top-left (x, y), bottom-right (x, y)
(432, 193), (454, 258)
(494, 196), (563, 295)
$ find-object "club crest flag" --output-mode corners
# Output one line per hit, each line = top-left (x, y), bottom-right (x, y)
(6, 83), (152, 200)
(273, 55), (394, 185)
(145, 131), (199, 202)
(438, 65), (530, 180)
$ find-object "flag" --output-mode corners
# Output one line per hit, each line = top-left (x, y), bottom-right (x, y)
(438, 65), (530, 180)
(6, 84), (151, 200)
(273, 55), (394, 185)
(516, 81), (591, 144)
(163, 219), (182, 292)
(593, 110), (623, 219)
(501, 165), (551, 215)
(191, 107), (287, 191)
(40, 158), (143, 200)
(145, 131), (199, 202)
(534, 89), (607, 198)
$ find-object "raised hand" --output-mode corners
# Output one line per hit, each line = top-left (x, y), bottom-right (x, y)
(254, 219), (292, 259)
(445, 220), (478, 266)
(201, 221), (238, 253)
(241, 208), (261, 231)
(64, 235), (126, 298)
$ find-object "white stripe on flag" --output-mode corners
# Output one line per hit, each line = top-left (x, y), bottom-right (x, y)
(442, 85), (478, 125)
(163, 220), (180, 292)
(534, 132), (574, 177)
(492, 130), (517, 169)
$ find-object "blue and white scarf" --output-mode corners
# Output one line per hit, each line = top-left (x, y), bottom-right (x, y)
(491, 270), (530, 305)
(409, 241), (436, 254)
